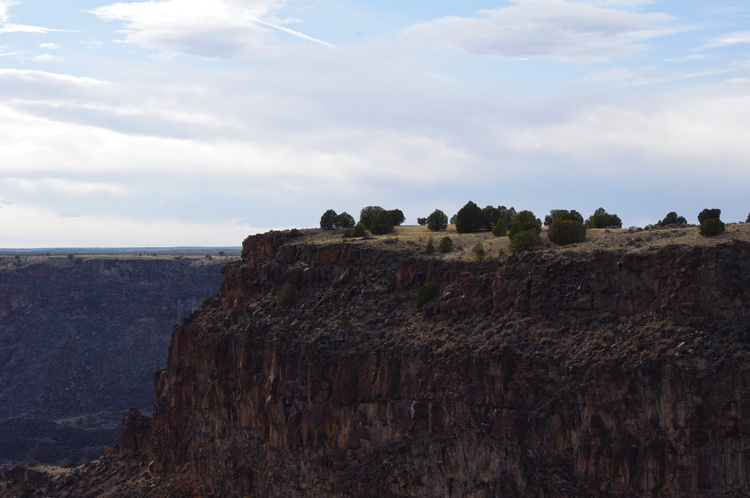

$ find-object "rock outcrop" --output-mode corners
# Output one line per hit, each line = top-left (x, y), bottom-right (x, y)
(141, 231), (750, 497)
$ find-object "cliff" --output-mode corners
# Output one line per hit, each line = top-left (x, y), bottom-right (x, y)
(0, 253), (229, 467)
(5, 227), (750, 497)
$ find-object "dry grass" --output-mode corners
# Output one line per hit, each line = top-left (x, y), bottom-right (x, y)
(293, 222), (750, 262)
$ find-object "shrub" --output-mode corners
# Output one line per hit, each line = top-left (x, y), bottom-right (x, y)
(416, 282), (440, 311)
(360, 206), (385, 228)
(508, 210), (542, 238)
(586, 207), (622, 228)
(656, 211), (687, 227)
(699, 218), (725, 237)
(492, 218), (507, 237)
(349, 224), (366, 237)
(336, 212), (356, 228)
(455, 201), (485, 233)
(417, 217), (427, 226)
(544, 209), (583, 226)
(482, 205), (501, 231)
(698, 208), (721, 225)
(547, 219), (586, 245)
(449, 214), (457, 225)
(426, 209), (448, 231)
(387, 209), (405, 226)
(472, 241), (486, 260)
(288, 228), (301, 237)
(438, 236), (453, 253)
(320, 209), (338, 229)
(425, 237), (435, 254)
(509, 228), (541, 252)
(747, 212), (750, 223)
(370, 211), (394, 235)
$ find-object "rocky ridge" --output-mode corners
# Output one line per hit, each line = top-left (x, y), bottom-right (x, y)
(4, 227), (750, 497)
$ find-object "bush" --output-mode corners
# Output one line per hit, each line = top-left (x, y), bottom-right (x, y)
(320, 209), (338, 230)
(349, 224), (366, 237)
(425, 237), (435, 254)
(426, 209), (448, 231)
(544, 209), (583, 226)
(547, 219), (587, 245)
(508, 210), (542, 238)
(586, 207), (622, 228)
(510, 228), (541, 252)
(699, 218), (725, 237)
(747, 212), (750, 223)
(438, 236), (453, 253)
(656, 211), (687, 227)
(417, 217), (427, 226)
(336, 212), (356, 228)
(387, 209), (405, 226)
(472, 241), (486, 260)
(698, 208), (721, 225)
(416, 282), (440, 311)
(360, 206), (385, 228)
(455, 201), (485, 233)
(370, 211), (394, 235)
(492, 218), (507, 237)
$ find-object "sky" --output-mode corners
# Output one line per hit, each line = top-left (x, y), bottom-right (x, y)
(1, 0), (749, 247)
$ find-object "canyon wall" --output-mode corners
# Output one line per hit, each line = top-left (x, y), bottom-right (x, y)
(145, 232), (750, 497)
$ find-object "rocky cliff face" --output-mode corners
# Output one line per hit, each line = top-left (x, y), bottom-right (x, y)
(0, 254), (227, 467)
(140, 231), (750, 497)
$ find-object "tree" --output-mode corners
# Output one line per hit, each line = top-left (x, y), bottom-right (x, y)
(497, 206), (516, 229)
(700, 218), (725, 237)
(449, 214), (457, 225)
(747, 212), (750, 223)
(387, 209), (405, 226)
(698, 208), (721, 225)
(360, 206), (385, 228)
(656, 211), (687, 227)
(482, 205), (501, 231)
(455, 201), (485, 233)
(544, 209), (583, 226)
(586, 207), (622, 229)
(370, 211), (394, 235)
(508, 210), (542, 238)
(438, 236), (453, 253)
(548, 219), (586, 245)
(426, 209), (448, 231)
(417, 217), (427, 226)
(336, 212), (356, 228)
(349, 224), (366, 237)
(425, 237), (435, 254)
(492, 218), (507, 237)
(320, 209), (338, 230)
(510, 229), (541, 252)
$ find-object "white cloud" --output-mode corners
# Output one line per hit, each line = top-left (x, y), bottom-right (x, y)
(704, 31), (750, 48)
(89, 0), (334, 59)
(39, 42), (60, 50)
(3, 178), (129, 196)
(33, 53), (64, 63)
(402, 0), (682, 63)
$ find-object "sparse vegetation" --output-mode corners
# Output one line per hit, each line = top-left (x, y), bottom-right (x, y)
(425, 237), (435, 254)
(472, 241), (486, 260)
(416, 282), (440, 311)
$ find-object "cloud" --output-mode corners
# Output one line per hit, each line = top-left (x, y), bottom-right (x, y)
(402, 0), (682, 63)
(89, 0), (334, 59)
(704, 31), (750, 49)
(3, 178), (129, 196)
(39, 43), (60, 50)
(32, 53), (64, 63)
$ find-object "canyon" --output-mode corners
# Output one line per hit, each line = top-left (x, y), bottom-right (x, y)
(3, 226), (750, 497)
